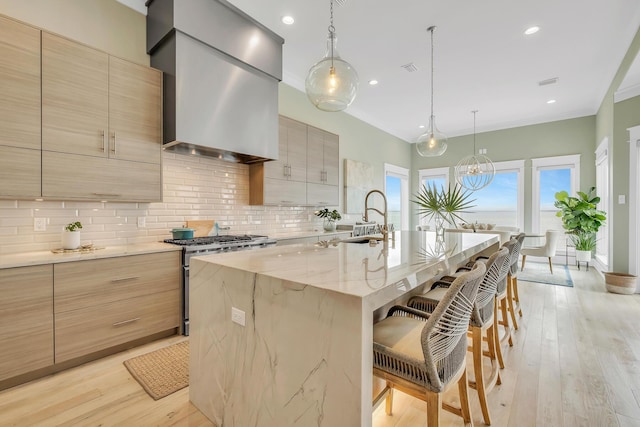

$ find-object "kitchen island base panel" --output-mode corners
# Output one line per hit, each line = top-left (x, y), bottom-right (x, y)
(189, 262), (369, 426)
(188, 231), (499, 426)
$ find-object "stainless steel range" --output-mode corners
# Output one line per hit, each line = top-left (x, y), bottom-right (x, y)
(164, 234), (277, 335)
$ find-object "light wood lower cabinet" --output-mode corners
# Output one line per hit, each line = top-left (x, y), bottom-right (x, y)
(0, 265), (53, 382)
(53, 252), (181, 363)
(55, 289), (179, 363)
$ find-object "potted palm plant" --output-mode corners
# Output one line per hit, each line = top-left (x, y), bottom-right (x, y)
(554, 187), (606, 263)
(412, 183), (476, 238)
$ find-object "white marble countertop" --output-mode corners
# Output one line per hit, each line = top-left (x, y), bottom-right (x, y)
(0, 242), (182, 269)
(192, 230), (498, 310)
(268, 229), (352, 241)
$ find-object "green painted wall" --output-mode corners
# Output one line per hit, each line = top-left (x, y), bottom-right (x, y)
(278, 83), (411, 217)
(410, 116), (596, 231)
(596, 26), (640, 272)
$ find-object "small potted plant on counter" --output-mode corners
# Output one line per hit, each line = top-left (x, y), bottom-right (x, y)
(315, 208), (342, 232)
(62, 221), (82, 250)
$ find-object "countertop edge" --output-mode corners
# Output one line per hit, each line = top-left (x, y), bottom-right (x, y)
(0, 243), (182, 269)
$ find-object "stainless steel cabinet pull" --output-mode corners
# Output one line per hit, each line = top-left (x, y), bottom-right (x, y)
(112, 317), (141, 327)
(110, 276), (140, 283)
(112, 132), (117, 155)
(92, 192), (122, 197)
(101, 130), (106, 152)
(283, 164), (288, 177)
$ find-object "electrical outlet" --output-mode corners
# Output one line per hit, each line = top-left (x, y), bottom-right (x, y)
(231, 307), (245, 326)
(34, 218), (47, 232)
(137, 217), (146, 228)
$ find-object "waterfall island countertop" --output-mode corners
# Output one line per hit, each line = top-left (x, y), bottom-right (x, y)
(189, 230), (499, 427)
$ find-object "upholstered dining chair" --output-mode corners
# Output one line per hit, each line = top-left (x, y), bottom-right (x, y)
(407, 247), (510, 426)
(372, 263), (486, 427)
(520, 229), (562, 274)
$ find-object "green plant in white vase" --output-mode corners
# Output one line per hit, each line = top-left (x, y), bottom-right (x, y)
(554, 187), (606, 263)
(412, 183), (475, 237)
(315, 208), (341, 232)
(62, 221), (83, 250)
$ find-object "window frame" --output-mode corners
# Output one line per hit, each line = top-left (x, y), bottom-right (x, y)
(417, 167), (450, 227)
(595, 138), (610, 270)
(384, 163), (409, 231)
(469, 160), (525, 231)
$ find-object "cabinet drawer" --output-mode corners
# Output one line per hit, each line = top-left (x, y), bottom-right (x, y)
(0, 265), (53, 381)
(55, 289), (180, 363)
(54, 252), (180, 314)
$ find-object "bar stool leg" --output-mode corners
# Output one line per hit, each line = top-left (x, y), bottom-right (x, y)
(507, 274), (519, 330)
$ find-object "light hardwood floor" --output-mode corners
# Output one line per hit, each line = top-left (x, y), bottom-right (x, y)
(0, 264), (639, 426)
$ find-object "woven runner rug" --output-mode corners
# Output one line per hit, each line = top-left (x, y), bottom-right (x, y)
(123, 341), (189, 400)
(519, 262), (574, 287)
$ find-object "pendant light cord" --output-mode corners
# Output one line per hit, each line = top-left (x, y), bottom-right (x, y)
(472, 110), (477, 153)
(329, 0), (335, 69)
(428, 26), (436, 124)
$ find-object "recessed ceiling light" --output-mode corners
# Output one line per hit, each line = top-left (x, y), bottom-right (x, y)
(418, 125), (425, 129)
(368, 79), (378, 86)
(547, 99), (556, 104)
(281, 16), (294, 25)
(524, 26), (540, 35)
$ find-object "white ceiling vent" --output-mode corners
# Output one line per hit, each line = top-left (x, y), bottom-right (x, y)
(401, 62), (419, 72)
(334, 0), (348, 6)
(538, 77), (559, 86)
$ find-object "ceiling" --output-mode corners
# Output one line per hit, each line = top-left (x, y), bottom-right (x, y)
(118, 0), (640, 143)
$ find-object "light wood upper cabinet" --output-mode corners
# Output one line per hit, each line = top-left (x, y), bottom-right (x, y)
(0, 146), (41, 198)
(0, 16), (40, 151)
(39, 32), (162, 201)
(0, 265), (54, 382)
(42, 151), (161, 202)
(0, 16), (41, 198)
(109, 57), (162, 164)
(306, 126), (339, 206)
(42, 32), (109, 157)
(307, 126), (339, 186)
(264, 116), (307, 181)
(250, 116), (339, 206)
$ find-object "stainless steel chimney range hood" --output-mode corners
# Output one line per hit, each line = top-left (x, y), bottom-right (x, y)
(146, 0), (284, 164)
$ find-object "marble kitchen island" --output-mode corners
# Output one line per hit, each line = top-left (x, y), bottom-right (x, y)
(189, 231), (498, 427)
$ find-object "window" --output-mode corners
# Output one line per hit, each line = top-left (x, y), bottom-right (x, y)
(531, 155), (580, 234)
(461, 160), (525, 230)
(417, 167), (449, 228)
(595, 139), (609, 269)
(385, 163), (409, 231)
(418, 167), (449, 192)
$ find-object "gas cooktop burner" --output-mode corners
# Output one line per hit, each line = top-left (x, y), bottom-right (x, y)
(164, 234), (267, 246)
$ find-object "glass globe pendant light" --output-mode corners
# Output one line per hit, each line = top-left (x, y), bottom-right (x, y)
(305, 0), (359, 112)
(416, 26), (448, 157)
(455, 110), (495, 191)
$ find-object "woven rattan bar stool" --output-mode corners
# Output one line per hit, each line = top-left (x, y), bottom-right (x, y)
(407, 247), (510, 426)
(372, 263), (486, 427)
(507, 233), (526, 329)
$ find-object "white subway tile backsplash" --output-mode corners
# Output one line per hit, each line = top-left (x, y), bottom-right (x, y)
(0, 153), (323, 253)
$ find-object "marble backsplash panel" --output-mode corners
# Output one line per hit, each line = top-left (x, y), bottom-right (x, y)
(0, 152), (351, 255)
